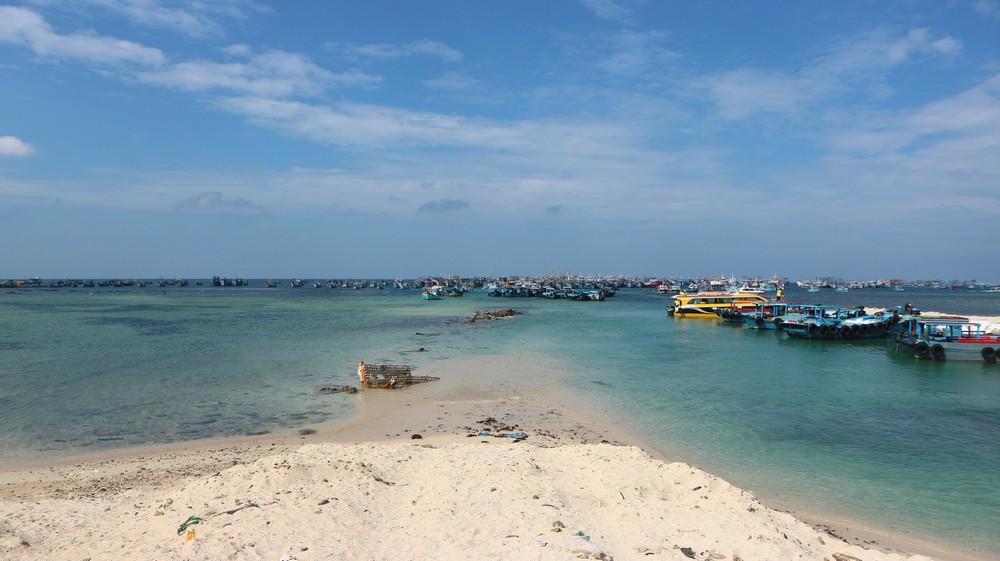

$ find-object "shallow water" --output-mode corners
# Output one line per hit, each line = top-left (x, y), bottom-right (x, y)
(1, 285), (998, 553)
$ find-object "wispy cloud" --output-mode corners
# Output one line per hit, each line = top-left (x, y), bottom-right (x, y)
(138, 49), (379, 97)
(0, 136), (35, 157)
(422, 72), (482, 91)
(0, 6), (165, 65)
(175, 191), (264, 216)
(560, 29), (680, 77)
(695, 27), (962, 120)
(974, 0), (1000, 21)
(30, 0), (265, 38)
(580, 0), (631, 23)
(417, 198), (470, 213)
(328, 39), (463, 63)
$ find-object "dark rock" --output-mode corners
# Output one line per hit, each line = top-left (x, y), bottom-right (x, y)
(411, 434), (422, 440)
(298, 428), (317, 436)
(318, 499), (329, 505)
(470, 309), (522, 322)
(681, 547), (696, 559)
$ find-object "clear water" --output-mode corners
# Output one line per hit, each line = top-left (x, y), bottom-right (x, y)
(1, 285), (998, 553)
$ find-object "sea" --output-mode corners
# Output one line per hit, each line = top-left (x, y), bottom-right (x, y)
(1, 284), (998, 553)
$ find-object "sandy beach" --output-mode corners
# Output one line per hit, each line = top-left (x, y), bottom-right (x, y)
(0, 356), (990, 561)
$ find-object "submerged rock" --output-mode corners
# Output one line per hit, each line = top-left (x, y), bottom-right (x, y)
(470, 309), (522, 322)
(319, 385), (359, 394)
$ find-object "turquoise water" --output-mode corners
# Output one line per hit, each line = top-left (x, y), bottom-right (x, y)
(1, 286), (998, 553)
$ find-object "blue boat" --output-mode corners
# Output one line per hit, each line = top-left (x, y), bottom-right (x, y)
(421, 288), (442, 300)
(742, 303), (793, 330)
(782, 306), (900, 339)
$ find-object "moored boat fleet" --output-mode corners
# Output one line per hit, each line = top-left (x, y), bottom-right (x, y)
(667, 294), (1000, 363)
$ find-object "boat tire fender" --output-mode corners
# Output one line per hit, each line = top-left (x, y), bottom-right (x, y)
(930, 344), (946, 360)
(915, 341), (930, 356)
(983, 347), (997, 363)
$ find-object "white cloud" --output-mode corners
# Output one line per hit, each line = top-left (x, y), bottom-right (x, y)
(559, 29), (680, 78)
(31, 0), (265, 38)
(220, 43), (252, 57)
(598, 30), (679, 75)
(138, 49), (380, 97)
(212, 96), (647, 158)
(580, 0), (631, 22)
(829, 73), (1000, 154)
(328, 40), (463, 63)
(0, 6), (164, 65)
(697, 27), (963, 120)
(974, 0), (1000, 20)
(0, 136), (35, 157)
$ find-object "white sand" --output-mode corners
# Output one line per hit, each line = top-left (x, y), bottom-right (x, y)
(0, 355), (988, 561)
(0, 438), (938, 561)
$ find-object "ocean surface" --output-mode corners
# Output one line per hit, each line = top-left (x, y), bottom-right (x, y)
(1, 285), (998, 553)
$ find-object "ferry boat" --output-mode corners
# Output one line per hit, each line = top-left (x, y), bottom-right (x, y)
(667, 291), (769, 318)
(894, 317), (1000, 362)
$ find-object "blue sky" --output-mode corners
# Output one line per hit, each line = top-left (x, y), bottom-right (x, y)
(1, 1), (998, 280)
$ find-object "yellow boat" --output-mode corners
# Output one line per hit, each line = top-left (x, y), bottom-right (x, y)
(667, 291), (769, 318)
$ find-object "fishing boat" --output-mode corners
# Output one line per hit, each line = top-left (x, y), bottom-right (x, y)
(667, 291), (769, 318)
(421, 289), (442, 300)
(807, 287), (820, 293)
(741, 303), (795, 330)
(782, 307), (898, 339)
(893, 317), (1000, 362)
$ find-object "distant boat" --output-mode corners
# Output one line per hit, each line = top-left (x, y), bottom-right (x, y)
(421, 289), (442, 300)
(894, 286), (905, 292)
(835, 287), (849, 293)
(807, 287), (820, 293)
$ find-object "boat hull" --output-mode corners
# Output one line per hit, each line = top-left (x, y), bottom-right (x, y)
(897, 338), (1000, 362)
(743, 316), (779, 330)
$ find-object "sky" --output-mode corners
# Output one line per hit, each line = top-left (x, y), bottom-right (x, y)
(1, 0), (998, 280)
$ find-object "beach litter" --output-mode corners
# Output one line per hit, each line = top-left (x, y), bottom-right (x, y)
(176, 515), (202, 536)
(563, 531), (613, 560)
(477, 431), (528, 440)
(357, 361), (439, 389)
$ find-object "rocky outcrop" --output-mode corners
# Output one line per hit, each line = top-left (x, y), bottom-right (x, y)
(470, 309), (521, 322)
(319, 385), (358, 394)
